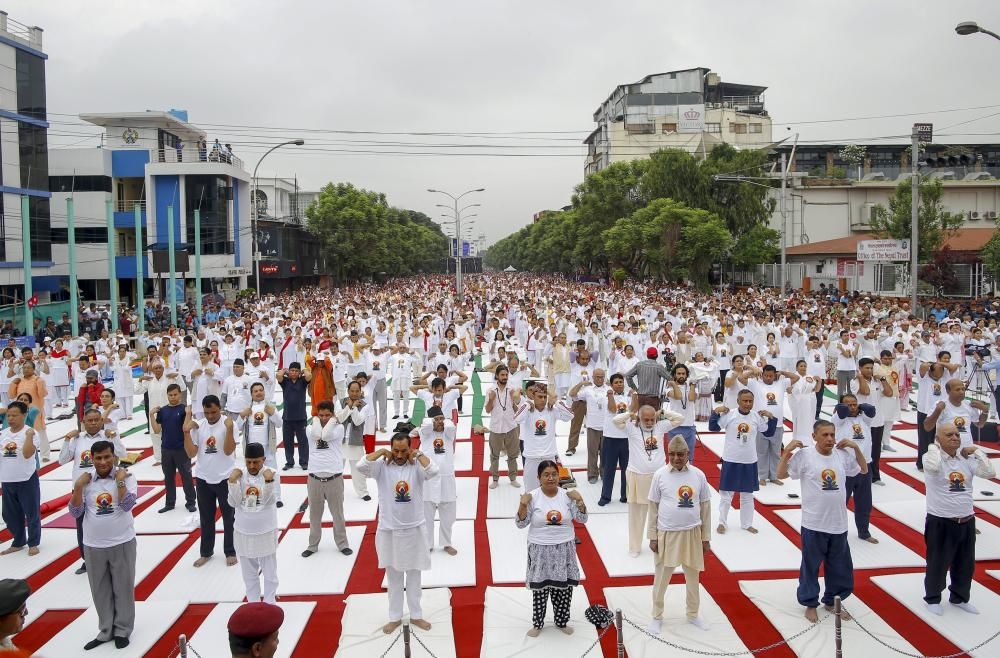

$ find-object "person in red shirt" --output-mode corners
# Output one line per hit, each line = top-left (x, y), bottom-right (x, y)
(75, 369), (105, 425)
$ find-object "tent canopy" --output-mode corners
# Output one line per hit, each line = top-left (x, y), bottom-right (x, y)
(503, 265), (517, 272)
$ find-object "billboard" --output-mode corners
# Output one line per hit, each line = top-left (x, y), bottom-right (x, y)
(678, 104), (706, 133)
(856, 239), (910, 261)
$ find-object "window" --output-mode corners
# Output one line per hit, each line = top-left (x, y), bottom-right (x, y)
(28, 197), (51, 261)
(661, 123), (677, 133)
(18, 123), (48, 191)
(15, 51), (46, 121)
(749, 123), (763, 134)
(0, 192), (4, 262)
(705, 123), (721, 134)
(185, 175), (232, 255)
(729, 123), (747, 134)
(49, 175), (113, 193)
(50, 227), (108, 243)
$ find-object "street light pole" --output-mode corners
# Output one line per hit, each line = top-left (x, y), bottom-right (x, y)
(956, 21), (1000, 41)
(427, 188), (484, 298)
(252, 139), (305, 296)
(911, 125), (920, 315)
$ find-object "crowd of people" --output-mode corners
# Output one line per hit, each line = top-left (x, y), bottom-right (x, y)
(1, 273), (998, 653)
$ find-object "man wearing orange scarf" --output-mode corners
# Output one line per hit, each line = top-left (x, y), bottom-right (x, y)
(307, 340), (336, 416)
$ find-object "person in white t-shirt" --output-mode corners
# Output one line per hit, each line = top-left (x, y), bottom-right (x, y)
(831, 394), (878, 543)
(777, 419), (866, 623)
(922, 422), (996, 616)
(714, 390), (772, 534)
(301, 400), (354, 557)
(645, 436), (712, 635)
(357, 434), (439, 635)
(411, 407), (458, 554)
(227, 442), (278, 604)
(921, 379), (989, 451)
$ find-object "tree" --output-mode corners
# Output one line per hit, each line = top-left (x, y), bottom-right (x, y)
(868, 176), (963, 263)
(570, 160), (648, 274)
(730, 223), (781, 269)
(602, 198), (732, 289)
(920, 247), (959, 294)
(981, 229), (1000, 282)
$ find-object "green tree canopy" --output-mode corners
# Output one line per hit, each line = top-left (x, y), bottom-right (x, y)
(868, 176), (964, 263)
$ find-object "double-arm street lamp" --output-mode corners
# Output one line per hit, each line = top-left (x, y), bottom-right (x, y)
(427, 188), (484, 297)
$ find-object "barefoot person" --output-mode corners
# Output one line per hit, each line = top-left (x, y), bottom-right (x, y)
(185, 395), (238, 568)
(515, 460), (588, 637)
(647, 436), (712, 634)
(227, 443), (279, 604)
(777, 419), (866, 622)
(714, 390), (772, 535)
(0, 402), (40, 557)
(357, 433), (439, 634)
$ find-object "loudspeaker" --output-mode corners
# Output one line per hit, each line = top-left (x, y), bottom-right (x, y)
(972, 422), (999, 443)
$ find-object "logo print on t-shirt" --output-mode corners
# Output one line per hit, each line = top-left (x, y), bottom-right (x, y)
(79, 450), (93, 468)
(433, 437), (445, 454)
(852, 423), (863, 440)
(245, 485), (261, 504)
(933, 383), (942, 396)
(737, 422), (751, 442)
(644, 434), (658, 451)
(205, 436), (218, 454)
(2, 441), (16, 457)
(949, 471), (967, 492)
(545, 509), (563, 525)
(954, 417), (967, 433)
(373, 361), (380, 370)
(814, 355), (821, 362)
(95, 491), (115, 515)
(820, 469), (839, 491)
(617, 402), (627, 414)
(677, 485), (695, 508)
(766, 392), (777, 406)
(534, 419), (547, 436)
(394, 480), (411, 503)
(890, 371), (898, 382)
(253, 412), (264, 426)
(316, 436), (330, 449)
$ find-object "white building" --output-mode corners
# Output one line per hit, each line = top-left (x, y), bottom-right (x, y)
(584, 67), (772, 176)
(48, 110), (253, 305)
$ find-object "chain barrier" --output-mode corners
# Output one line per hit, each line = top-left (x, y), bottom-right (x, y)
(166, 635), (203, 658)
(379, 629), (403, 658)
(623, 612), (828, 656)
(840, 602), (1000, 658)
(580, 621), (615, 656)
(409, 627), (439, 656)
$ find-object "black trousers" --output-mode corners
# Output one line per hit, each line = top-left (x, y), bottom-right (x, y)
(76, 510), (85, 561)
(870, 426), (884, 482)
(715, 370), (728, 403)
(916, 411), (931, 469)
(815, 388), (825, 420)
(924, 514), (976, 604)
(282, 419), (309, 467)
(195, 478), (235, 558)
(162, 448), (196, 507)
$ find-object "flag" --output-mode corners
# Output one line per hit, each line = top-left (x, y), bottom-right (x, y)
(27, 294), (38, 308)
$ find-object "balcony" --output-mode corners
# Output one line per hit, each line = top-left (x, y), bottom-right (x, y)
(114, 199), (146, 228)
(156, 147), (244, 171)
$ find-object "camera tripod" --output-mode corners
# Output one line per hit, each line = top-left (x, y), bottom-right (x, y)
(965, 359), (996, 418)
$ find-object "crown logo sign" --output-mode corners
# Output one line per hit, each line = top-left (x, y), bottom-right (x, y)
(683, 109), (701, 120)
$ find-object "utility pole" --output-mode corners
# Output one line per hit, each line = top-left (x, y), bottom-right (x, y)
(194, 209), (203, 322)
(780, 152), (787, 295)
(20, 195), (32, 336)
(106, 199), (118, 332)
(134, 203), (145, 334)
(66, 197), (79, 336)
(167, 204), (177, 327)
(911, 124), (921, 315)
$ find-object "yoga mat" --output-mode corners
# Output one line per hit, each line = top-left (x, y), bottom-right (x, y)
(486, 518), (585, 585)
(187, 601), (315, 658)
(707, 488), (801, 572)
(892, 460), (1000, 499)
(1, 529), (78, 579)
(379, 520), (476, 589)
(872, 500), (1000, 559)
(336, 588), (455, 658)
(33, 600), (186, 658)
(585, 512), (659, 577)
(148, 533), (251, 603)
(773, 508), (925, 568)
(276, 526), (365, 596)
(481, 586), (597, 657)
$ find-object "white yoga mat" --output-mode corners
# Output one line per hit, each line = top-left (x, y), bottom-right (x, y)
(708, 488), (802, 572)
(187, 601), (315, 658)
(133, 498), (198, 535)
(148, 533), (249, 603)
(307, 480), (380, 523)
(486, 518), (585, 584)
(121, 431), (153, 450)
(1, 528), (78, 579)
(870, 472), (925, 503)
(569, 475), (631, 514)
(456, 415), (473, 438)
(873, 500), (1000, 559)
(379, 520), (476, 589)
(33, 600), (186, 658)
(480, 586), (597, 656)
(879, 438), (920, 459)
(277, 526), (365, 595)
(25, 533), (187, 622)
(604, 585), (750, 657)
(892, 460), (1000, 500)
(585, 513), (657, 577)
(455, 477), (480, 519)
(740, 578), (921, 657)
(872, 572), (1000, 658)
(773, 508), (925, 568)
(710, 462), (804, 506)
(38, 459), (76, 481)
(336, 588), (455, 658)
(486, 478), (527, 518)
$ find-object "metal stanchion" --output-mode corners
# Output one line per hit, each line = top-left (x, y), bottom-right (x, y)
(834, 596), (843, 658)
(178, 634), (188, 658)
(615, 608), (625, 658)
(403, 623), (411, 658)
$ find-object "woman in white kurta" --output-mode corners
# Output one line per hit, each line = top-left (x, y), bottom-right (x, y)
(788, 359), (822, 443)
(110, 345), (137, 419)
(48, 339), (72, 408)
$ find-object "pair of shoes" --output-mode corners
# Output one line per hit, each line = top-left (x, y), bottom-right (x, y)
(282, 464), (294, 471)
(186, 503), (197, 512)
(157, 505), (174, 514)
(362, 495), (372, 501)
(298, 502), (308, 513)
(75, 564), (88, 575)
(276, 501), (284, 508)
(301, 549), (315, 558)
(619, 497), (627, 503)
(115, 637), (130, 649)
(300, 464), (308, 470)
(588, 477), (598, 484)
(565, 449), (576, 456)
(341, 547), (354, 556)
(597, 498), (610, 506)
(873, 480), (886, 486)
(84, 638), (108, 651)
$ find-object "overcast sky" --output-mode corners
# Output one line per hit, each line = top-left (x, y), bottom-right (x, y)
(11, 0), (1000, 246)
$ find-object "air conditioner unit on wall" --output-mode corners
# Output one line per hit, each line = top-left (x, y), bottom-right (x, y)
(988, 210), (999, 220)
(969, 211), (981, 221)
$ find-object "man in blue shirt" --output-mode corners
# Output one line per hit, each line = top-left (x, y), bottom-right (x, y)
(278, 363), (311, 472)
(150, 383), (196, 513)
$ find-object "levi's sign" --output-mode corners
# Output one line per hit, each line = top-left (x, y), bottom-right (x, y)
(856, 239), (910, 261)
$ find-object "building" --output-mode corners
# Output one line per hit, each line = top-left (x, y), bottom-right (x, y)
(584, 67), (772, 176)
(251, 176), (324, 293)
(0, 13), (54, 306)
(47, 110), (253, 306)
(757, 142), (1000, 296)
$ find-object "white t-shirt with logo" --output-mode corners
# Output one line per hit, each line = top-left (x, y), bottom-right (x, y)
(359, 458), (439, 530)
(307, 419), (345, 475)
(524, 487), (576, 545)
(59, 431), (126, 481)
(231, 470), (278, 536)
(515, 402), (574, 460)
(832, 409), (874, 463)
(750, 377), (788, 422)
(937, 401), (977, 449)
(82, 474), (138, 548)
(625, 419), (673, 475)
(788, 447), (862, 534)
(192, 417), (236, 484)
(647, 465), (710, 531)
(719, 409), (768, 464)
(0, 426), (35, 483)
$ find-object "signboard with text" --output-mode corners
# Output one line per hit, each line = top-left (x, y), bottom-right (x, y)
(678, 104), (706, 133)
(857, 239), (910, 261)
